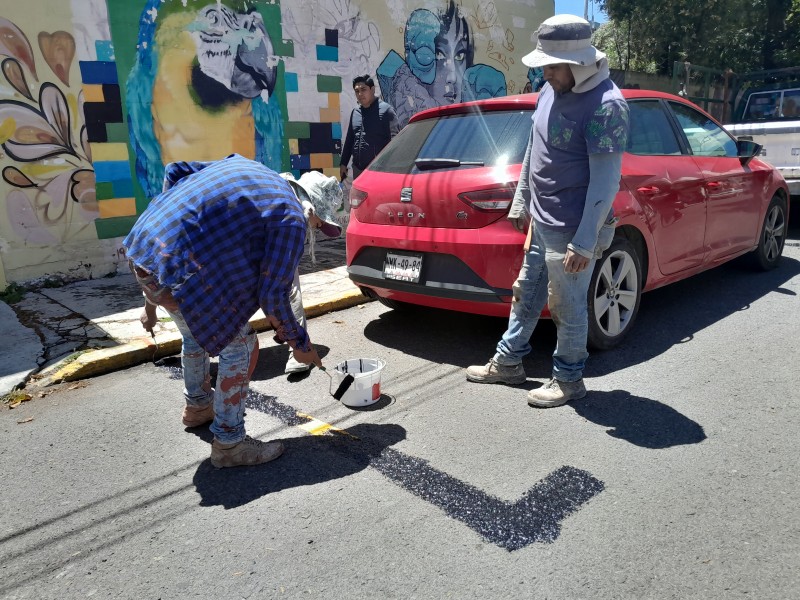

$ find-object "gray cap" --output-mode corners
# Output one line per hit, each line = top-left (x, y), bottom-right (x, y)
(279, 172), (343, 239)
(522, 14), (605, 68)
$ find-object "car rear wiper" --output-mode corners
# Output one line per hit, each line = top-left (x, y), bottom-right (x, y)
(415, 158), (485, 170)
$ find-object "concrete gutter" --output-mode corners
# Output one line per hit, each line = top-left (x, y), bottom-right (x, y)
(29, 267), (370, 387)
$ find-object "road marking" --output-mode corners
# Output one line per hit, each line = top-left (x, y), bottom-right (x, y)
(247, 390), (604, 551)
(295, 411), (358, 438)
(161, 366), (604, 550)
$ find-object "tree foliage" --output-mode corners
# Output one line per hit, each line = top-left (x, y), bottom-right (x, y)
(596, 0), (800, 75)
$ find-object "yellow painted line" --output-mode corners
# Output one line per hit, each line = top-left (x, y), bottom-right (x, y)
(296, 412), (359, 439)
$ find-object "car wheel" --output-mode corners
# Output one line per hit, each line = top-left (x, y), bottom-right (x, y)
(587, 237), (643, 350)
(749, 196), (787, 271)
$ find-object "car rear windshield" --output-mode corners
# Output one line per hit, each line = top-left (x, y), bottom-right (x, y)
(741, 87), (800, 121)
(369, 109), (534, 174)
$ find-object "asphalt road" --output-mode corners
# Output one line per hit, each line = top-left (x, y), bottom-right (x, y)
(2, 232), (799, 599)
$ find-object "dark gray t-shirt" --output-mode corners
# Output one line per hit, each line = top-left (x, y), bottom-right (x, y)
(530, 79), (628, 228)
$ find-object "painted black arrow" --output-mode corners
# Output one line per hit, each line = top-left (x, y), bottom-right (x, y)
(369, 450), (603, 550)
(243, 388), (605, 551)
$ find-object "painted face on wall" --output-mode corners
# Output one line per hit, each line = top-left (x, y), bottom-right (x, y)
(189, 4), (277, 100)
(427, 17), (469, 104)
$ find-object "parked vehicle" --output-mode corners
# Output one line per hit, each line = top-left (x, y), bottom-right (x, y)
(346, 90), (789, 349)
(724, 81), (800, 196)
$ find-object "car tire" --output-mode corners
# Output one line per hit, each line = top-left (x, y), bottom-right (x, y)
(587, 236), (643, 351)
(749, 196), (787, 271)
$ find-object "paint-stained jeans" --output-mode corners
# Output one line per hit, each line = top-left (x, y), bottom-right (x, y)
(494, 223), (598, 383)
(130, 260), (258, 444)
(168, 310), (257, 445)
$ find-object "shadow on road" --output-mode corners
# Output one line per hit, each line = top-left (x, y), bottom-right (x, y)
(362, 255), (800, 379)
(192, 422), (406, 509)
(569, 390), (706, 449)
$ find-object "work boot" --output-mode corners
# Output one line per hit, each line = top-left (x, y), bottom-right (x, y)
(210, 436), (285, 468)
(182, 403), (214, 427)
(465, 358), (527, 385)
(285, 353), (312, 374)
(527, 378), (586, 408)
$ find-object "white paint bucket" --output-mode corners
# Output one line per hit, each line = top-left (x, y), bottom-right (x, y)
(330, 358), (386, 407)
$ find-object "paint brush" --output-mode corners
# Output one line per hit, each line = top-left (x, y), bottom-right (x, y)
(150, 329), (158, 363)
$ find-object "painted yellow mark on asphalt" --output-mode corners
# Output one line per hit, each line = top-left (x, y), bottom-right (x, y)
(296, 412), (359, 439)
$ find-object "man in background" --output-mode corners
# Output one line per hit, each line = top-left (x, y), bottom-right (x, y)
(339, 74), (400, 181)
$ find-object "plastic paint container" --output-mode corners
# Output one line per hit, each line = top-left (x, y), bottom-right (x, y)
(329, 358), (385, 407)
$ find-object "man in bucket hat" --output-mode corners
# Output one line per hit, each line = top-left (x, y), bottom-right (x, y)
(279, 171), (343, 374)
(466, 15), (629, 408)
(126, 154), (324, 468)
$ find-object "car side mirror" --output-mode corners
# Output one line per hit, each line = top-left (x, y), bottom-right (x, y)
(737, 139), (762, 167)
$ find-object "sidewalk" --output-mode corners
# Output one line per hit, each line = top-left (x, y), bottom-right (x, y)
(0, 237), (368, 395)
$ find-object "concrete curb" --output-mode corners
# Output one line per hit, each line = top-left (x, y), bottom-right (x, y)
(32, 290), (371, 387)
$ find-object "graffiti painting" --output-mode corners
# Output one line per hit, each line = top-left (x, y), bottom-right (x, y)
(378, 0), (507, 126)
(117, 0), (285, 199)
(0, 17), (97, 247)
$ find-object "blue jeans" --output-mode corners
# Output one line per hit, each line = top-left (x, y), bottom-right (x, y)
(494, 224), (597, 382)
(130, 260), (259, 444)
(168, 310), (257, 445)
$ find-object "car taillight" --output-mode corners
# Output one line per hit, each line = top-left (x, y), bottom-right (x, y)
(349, 186), (367, 208)
(458, 185), (516, 212)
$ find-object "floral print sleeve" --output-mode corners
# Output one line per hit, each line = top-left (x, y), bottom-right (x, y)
(585, 99), (629, 153)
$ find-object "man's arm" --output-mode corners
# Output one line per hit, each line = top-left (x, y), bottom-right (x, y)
(508, 129), (534, 233)
(386, 104), (401, 138)
(564, 152), (623, 273)
(565, 97), (629, 272)
(339, 110), (355, 180)
(257, 225), (322, 369)
(140, 297), (158, 333)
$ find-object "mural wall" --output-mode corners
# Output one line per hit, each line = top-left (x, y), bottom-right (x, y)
(0, 0), (552, 288)
(0, 0), (130, 287)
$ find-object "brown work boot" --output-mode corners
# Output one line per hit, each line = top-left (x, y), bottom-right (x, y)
(527, 378), (586, 408)
(466, 358), (527, 385)
(182, 403), (214, 427)
(210, 436), (285, 468)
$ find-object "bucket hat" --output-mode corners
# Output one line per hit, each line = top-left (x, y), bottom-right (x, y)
(522, 14), (605, 68)
(279, 172), (343, 239)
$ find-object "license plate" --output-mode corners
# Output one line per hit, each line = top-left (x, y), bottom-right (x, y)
(383, 252), (423, 283)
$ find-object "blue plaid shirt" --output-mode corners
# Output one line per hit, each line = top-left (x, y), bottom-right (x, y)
(123, 155), (309, 355)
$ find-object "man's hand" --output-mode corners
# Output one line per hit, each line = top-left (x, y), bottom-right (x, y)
(140, 302), (158, 333)
(563, 249), (591, 274)
(509, 216), (527, 233)
(293, 344), (323, 369)
(339, 164), (348, 181)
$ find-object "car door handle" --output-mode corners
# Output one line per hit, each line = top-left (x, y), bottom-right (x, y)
(636, 186), (660, 196)
(706, 181), (722, 189)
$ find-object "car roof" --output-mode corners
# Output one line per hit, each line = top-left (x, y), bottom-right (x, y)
(407, 89), (692, 123)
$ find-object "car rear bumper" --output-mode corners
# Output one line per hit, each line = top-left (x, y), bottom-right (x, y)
(346, 220), (523, 317)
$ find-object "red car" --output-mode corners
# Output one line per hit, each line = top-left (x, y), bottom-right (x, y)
(346, 90), (789, 349)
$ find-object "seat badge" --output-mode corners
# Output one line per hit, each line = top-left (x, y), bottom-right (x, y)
(400, 187), (413, 202)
